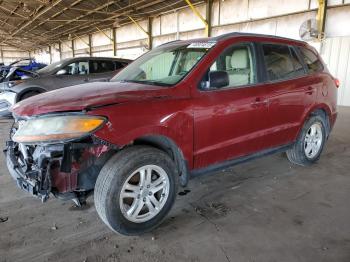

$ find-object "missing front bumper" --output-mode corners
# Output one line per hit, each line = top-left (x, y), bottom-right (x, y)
(5, 139), (114, 202)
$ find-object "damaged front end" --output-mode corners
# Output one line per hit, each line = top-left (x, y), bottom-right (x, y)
(5, 114), (115, 205)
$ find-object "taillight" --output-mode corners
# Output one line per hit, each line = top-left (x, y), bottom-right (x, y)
(334, 78), (340, 88)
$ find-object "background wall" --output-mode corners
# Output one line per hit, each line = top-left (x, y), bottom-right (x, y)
(0, 46), (30, 65)
(1, 0), (350, 105)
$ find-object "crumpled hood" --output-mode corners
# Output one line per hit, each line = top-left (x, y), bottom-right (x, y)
(11, 81), (169, 117)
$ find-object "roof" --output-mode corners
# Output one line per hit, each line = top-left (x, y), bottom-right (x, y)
(0, 0), (203, 51)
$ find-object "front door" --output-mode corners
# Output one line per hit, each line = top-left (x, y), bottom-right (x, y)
(193, 43), (270, 169)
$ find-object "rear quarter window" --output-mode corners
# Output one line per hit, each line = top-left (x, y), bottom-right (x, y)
(297, 47), (324, 74)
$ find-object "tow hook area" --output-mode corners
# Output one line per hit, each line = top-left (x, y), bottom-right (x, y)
(5, 140), (56, 202)
(5, 139), (113, 204)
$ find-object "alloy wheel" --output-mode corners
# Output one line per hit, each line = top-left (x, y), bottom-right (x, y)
(119, 164), (170, 223)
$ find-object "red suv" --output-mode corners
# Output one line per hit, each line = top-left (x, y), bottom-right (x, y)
(6, 33), (338, 235)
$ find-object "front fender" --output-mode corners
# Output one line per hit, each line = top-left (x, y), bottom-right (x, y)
(89, 101), (194, 168)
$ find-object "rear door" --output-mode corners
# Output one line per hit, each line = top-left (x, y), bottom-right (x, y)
(193, 42), (271, 169)
(88, 60), (117, 82)
(258, 43), (317, 148)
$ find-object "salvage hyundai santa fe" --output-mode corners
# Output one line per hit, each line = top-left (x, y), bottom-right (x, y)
(6, 33), (338, 235)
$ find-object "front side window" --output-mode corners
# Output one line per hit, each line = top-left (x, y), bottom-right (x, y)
(112, 43), (211, 86)
(298, 47), (323, 73)
(201, 44), (257, 90)
(262, 44), (299, 81)
(63, 61), (89, 75)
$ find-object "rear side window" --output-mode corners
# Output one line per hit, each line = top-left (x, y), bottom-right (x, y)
(298, 47), (323, 73)
(115, 62), (126, 70)
(262, 44), (302, 81)
(90, 60), (115, 73)
(290, 48), (305, 77)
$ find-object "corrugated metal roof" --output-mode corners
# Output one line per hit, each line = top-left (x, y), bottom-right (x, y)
(0, 0), (203, 51)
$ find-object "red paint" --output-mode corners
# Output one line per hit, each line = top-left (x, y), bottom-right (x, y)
(12, 34), (338, 172)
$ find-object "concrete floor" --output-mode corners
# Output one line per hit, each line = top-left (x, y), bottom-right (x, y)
(0, 107), (349, 262)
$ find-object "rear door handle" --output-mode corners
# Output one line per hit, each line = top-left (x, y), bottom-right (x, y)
(305, 86), (314, 95)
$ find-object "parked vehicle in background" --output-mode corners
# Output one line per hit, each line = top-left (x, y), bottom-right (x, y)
(0, 57), (131, 117)
(0, 58), (47, 80)
(6, 33), (338, 235)
(0, 68), (38, 117)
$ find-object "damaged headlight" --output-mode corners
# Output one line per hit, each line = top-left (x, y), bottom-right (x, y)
(12, 115), (106, 144)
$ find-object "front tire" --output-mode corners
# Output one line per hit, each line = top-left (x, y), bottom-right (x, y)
(94, 146), (178, 235)
(287, 114), (327, 166)
(19, 91), (40, 101)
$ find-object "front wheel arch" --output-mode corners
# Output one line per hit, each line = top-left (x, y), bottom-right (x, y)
(16, 87), (46, 102)
(133, 135), (189, 187)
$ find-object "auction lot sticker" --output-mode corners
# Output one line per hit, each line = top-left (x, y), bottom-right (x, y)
(187, 42), (216, 49)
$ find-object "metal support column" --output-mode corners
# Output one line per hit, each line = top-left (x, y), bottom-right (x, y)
(48, 45), (52, 64)
(317, 0), (327, 40)
(0, 48), (3, 63)
(112, 28), (117, 56)
(72, 40), (75, 57)
(184, 0), (209, 37)
(58, 42), (62, 60)
(206, 0), (213, 37)
(128, 16), (152, 50)
(88, 34), (92, 56)
(148, 17), (153, 50)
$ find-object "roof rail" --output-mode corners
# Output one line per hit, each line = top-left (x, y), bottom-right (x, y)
(158, 40), (181, 47)
(214, 32), (305, 44)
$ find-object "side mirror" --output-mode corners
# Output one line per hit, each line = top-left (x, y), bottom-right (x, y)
(56, 69), (67, 75)
(209, 71), (229, 89)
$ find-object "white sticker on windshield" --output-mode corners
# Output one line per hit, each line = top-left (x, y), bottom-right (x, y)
(187, 42), (216, 49)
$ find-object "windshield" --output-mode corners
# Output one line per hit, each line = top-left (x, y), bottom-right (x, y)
(37, 59), (68, 74)
(112, 42), (213, 86)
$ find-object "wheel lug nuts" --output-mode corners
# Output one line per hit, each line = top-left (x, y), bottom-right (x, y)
(137, 194), (140, 199)
(147, 185), (150, 188)
(148, 192), (152, 196)
(143, 197), (146, 202)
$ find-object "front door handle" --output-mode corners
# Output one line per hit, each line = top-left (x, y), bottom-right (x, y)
(251, 97), (269, 107)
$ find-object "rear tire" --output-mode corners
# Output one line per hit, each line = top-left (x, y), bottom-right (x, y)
(94, 146), (178, 235)
(287, 114), (327, 166)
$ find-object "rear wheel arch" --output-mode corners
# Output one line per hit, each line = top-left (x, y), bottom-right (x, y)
(307, 107), (331, 137)
(133, 135), (190, 187)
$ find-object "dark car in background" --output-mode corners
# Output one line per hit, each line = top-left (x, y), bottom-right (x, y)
(0, 58), (47, 80)
(0, 57), (131, 117)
